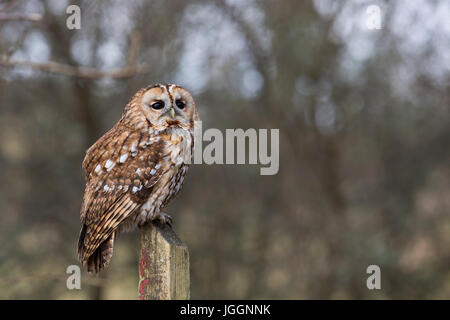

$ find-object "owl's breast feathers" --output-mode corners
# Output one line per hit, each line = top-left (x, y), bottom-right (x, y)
(78, 123), (193, 271)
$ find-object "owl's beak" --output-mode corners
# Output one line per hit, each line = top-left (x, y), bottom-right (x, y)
(169, 108), (175, 119)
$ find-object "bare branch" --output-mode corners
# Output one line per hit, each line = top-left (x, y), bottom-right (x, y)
(0, 57), (150, 79)
(127, 31), (142, 67)
(0, 0), (41, 21)
(0, 12), (42, 21)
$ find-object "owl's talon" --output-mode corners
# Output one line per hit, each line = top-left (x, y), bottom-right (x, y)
(156, 213), (173, 227)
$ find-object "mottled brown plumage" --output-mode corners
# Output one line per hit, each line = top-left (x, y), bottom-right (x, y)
(78, 84), (199, 273)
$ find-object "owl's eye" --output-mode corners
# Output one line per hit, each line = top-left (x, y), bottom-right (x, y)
(175, 100), (185, 109)
(151, 101), (165, 110)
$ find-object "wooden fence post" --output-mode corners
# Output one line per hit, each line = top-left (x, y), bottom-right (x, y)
(138, 221), (190, 300)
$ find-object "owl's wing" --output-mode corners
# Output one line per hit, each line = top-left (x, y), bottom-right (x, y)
(78, 127), (168, 266)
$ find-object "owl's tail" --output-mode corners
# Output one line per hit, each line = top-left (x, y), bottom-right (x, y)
(78, 224), (115, 274)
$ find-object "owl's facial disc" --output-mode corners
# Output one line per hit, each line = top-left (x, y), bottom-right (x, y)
(141, 84), (196, 129)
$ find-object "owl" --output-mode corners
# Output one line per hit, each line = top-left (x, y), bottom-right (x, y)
(77, 84), (199, 273)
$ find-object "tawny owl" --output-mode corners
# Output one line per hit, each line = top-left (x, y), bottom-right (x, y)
(77, 84), (199, 273)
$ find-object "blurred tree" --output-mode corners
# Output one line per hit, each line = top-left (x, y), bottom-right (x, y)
(0, 0), (449, 299)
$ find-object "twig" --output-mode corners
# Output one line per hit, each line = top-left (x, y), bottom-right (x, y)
(0, 56), (150, 79)
(0, 0), (41, 22)
(0, 12), (42, 21)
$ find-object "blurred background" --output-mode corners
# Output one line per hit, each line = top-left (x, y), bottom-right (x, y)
(0, 0), (449, 299)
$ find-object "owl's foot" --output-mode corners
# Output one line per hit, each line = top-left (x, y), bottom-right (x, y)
(154, 212), (173, 227)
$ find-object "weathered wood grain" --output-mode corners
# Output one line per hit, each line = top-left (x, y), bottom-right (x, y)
(138, 221), (190, 300)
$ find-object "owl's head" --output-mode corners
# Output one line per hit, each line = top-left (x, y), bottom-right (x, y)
(128, 83), (199, 130)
